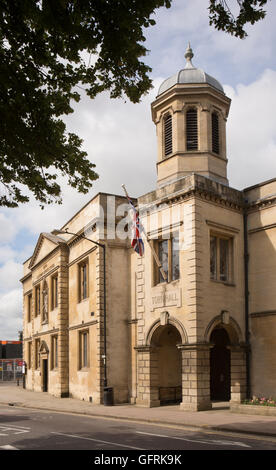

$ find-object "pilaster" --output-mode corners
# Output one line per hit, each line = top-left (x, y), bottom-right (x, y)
(229, 345), (247, 404)
(58, 245), (69, 397)
(135, 345), (160, 407)
(95, 245), (105, 403)
(178, 343), (212, 411)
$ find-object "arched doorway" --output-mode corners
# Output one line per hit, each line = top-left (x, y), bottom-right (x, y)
(39, 340), (49, 393)
(150, 324), (182, 405)
(210, 327), (231, 401)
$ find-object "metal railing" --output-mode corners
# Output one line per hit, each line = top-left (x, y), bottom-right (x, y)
(0, 359), (23, 382)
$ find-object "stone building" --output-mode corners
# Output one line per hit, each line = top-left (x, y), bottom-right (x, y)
(21, 45), (276, 410)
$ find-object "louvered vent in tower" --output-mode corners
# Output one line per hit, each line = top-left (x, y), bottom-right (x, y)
(164, 114), (172, 156)
(212, 112), (219, 154)
(186, 108), (198, 150)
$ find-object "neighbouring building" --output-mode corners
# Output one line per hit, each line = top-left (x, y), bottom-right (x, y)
(0, 341), (22, 359)
(21, 45), (276, 410)
(0, 341), (23, 382)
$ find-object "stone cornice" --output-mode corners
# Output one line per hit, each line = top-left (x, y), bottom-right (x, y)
(20, 272), (32, 283)
(248, 222), (276, 234)
(138, 174), (244, 214)
(32, 328), (59, 338)
(206, 219), (240, 233)
(250, 310), (276, 318)
(176, 342), (212, 351)
(156, 150), (228, 165)
(29, 232), (68, 269)
(134, 345), (152, 353)
(151, 83), (231, 123)
(246, 195), (276, 212)
(68, 320), (98, 331)
(68, 245), (97, 268)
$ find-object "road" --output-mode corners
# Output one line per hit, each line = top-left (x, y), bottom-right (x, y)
(0, 403), (276, 455)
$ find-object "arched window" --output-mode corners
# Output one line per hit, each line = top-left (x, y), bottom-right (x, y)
(163, 114), (172, 156)
(212, 112), (220, 154)
(186, 108), (198, 150)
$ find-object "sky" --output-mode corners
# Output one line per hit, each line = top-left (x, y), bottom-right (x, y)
(1, 0), (276, 340)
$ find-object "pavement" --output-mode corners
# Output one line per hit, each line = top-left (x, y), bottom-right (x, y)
(0, 382), (276, 439)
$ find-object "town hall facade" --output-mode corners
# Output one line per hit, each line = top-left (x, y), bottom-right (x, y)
(21, 45), (276, 410)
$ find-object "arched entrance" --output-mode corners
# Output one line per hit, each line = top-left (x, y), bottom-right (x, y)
(210, 327), (231, 401)
(150, 324), (182, 405)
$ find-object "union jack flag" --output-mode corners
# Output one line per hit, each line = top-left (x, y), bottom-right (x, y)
(124, 191), (144, 256)
(131, 208), (144, 256)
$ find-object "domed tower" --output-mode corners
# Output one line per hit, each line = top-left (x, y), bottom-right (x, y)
(151, 44), (231, 187)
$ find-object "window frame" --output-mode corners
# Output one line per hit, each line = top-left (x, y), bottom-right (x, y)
(79, 329), (89, 369)
(51, 274), (58, 310)
(51, 335), (58, 370)
(35, 285), (41, 317)
(35, 338), (40, 369)
(27, 293), (32, 323)
(154, 232), (180, 285)
(210, 232), (233, 284)
(78, 259), (89, 302)
(28, 341), (32, 369)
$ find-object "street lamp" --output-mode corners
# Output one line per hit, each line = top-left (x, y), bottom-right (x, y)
(53, 228), (112, 405)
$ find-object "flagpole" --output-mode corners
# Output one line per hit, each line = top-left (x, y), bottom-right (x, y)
(122, 184), (167, 282)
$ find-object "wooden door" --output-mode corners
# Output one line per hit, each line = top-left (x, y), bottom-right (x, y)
(210, 328), (230, 401)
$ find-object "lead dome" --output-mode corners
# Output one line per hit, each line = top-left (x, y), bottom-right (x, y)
(157, 43), (224, 96)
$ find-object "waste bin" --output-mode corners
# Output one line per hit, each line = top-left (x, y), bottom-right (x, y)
(103, 387), (114, 406)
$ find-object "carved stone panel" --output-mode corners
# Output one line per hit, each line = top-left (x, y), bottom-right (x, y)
(151, 287), (181, 311)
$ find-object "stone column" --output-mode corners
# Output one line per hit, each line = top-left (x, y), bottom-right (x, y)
(174, 102), (185, 154)
(199, 103), (210, 153)
(179, 343), (212, 411)
(128, 319), (138, 404)
(95, 245), (105, 404)
(58, 245), (69, 398)
(229, 345), (247, 404)
(135, 345), (160, 407)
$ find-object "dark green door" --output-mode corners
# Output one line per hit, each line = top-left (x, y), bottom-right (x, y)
(43, 359), (48, 392)
(210, 328), (231, 401)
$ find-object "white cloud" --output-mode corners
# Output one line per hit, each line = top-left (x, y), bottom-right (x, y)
(0, 80), (162, 240)
(0, 245), (16, 264)
(145, 0), (276, 88)
(0, 288), (22, 340)
(225, 69), (276, 189)
(0, 260), (22, 293)
(0, 213), (18, 243)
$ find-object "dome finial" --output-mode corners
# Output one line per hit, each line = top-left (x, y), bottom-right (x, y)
(185, 42), (194, 69)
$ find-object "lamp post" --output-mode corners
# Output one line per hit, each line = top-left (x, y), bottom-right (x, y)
(53, 228), (112, 404)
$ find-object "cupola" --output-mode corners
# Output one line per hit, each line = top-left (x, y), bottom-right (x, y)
(151, 44), (231, 187)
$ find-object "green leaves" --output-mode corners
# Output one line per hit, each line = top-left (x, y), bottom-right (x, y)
(209, 1), (267, 39)
(0, 0), (172, 207)
(0, 0), (268, 207)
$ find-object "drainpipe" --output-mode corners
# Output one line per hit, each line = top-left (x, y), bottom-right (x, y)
(243, 206), (251, 399)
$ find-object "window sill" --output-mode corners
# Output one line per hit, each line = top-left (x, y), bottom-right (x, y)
(78, 367), (90, 372)
(78, 297), (89, 304)
(210, 279), (235, 287)
(153, 278), (180, 288)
